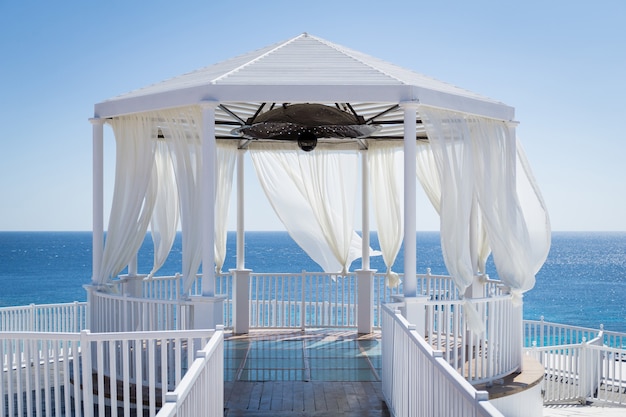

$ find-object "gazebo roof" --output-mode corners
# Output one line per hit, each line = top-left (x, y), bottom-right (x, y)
(94, 33), (514, 128)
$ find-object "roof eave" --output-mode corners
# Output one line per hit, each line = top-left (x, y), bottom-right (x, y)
(94, 84), (514, 122)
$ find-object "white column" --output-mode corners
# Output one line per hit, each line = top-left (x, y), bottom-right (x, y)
(402, 102), (418, 298)
(90, 118), (105, 284)
(201, 102), (218, 297)
(236, 149), (245, 270)
(361, 150), (370, 270)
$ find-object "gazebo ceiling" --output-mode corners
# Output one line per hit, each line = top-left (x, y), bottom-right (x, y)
(94, 33), (514, 144)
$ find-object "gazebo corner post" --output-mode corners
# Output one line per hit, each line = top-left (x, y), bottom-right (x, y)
(232, 149), (250, 334)
(190, 100), (224, 330)
(357, 149), (375, 334)
(400, 101), (427, 333)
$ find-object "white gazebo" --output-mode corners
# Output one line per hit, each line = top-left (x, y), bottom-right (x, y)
(91, 32), (549, 332)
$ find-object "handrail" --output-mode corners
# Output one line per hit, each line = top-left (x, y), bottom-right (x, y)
(0, 301), (87, 333)
(156, 326), (224, 417)
(424, 294), (521, 385)
(382, 303), (503, 417)
(0, 328), (215, 417)
(523, 318), (626, 348)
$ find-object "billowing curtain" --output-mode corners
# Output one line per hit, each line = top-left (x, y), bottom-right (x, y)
(250, 143), (360, 274)
(415, 141), (441, 213)
(470, 119), (550, 302)
(420, 107), (475, 292)
(368, 141), (404, 287)
(419, 106), (484, 332)
(416, 141), (490, 275)
(148, 139), (179, 278)
(516, 141), (551, 275)
(158, 107), (203, 292)
(97, 114), (158, 285)
(215, 141), (238, 272)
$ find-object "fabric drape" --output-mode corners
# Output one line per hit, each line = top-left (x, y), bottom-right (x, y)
(148, 139), (179, 278)
(97, 114), (158, 285)
(470, 119), (550, 302)
(214, 141), (238, 273)
(250, 143), (360, 274)
(159, 107), (204, 292)
(420, 107), (489, 333)
(368, 141), (404, 287)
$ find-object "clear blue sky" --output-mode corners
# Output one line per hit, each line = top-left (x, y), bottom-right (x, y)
(1, 1), (624, 231)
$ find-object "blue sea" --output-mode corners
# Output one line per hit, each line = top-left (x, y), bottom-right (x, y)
(0, 231), (624, 333)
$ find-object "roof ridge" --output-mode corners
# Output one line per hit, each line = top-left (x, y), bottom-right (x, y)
(309, 34), (407, 85)
(210, 33), (307, 84)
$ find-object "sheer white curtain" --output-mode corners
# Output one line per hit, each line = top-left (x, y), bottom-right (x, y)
(416, 141), (441, 213)
(148, 139), (179, 278)
(215, 141), (238, 272)
(159, 107), (203, 292)
(250, 143), (360, 274)
(516, 141), (551, 274)
(470, 119), (550, 302)
(420, 106), (485, 332)
(368, 141), (404, 287)
(97, 114), (158, 285)
(419, 107), (476, 292)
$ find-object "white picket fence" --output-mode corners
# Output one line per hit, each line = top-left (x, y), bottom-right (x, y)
(0, 328), (221, 417)
(0, 302), (87, 333)
(156, 328), (224, 417)
(425, 295), (521, 385)
(382, 303), (504, 417)
(125, 270), (464, 330)
(524, 319), (626, 406)
(89, 290), (193, 333)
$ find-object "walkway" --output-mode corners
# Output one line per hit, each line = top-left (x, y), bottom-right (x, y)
(223, 329), (389, 416)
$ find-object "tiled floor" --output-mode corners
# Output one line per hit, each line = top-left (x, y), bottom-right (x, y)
(225, 329), (381, 382)
(224, 329), (389, 416)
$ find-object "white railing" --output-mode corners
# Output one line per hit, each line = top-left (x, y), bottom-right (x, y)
(524, 318), (626, 350)
(126, 270), (464, 330)
(0, 328), (216, 417)
(524, 318), (601, 348)
(249, 272), (358, 328)
(524, 320), (626, 406)
(426, 295), (521, 385)
(382, 304), (504, 417)
(527, 336), (626, 406)
(156, 327), (224, 417)
(90, 291), (193, 333)
(0, 301), (87, 332)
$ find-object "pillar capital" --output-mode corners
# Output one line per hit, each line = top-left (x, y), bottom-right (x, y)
(89, 117), (106, 125)
(199, 100), (219, 110)
(399, 100), (420, 110)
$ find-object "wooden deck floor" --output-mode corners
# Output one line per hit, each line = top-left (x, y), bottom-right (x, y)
(223, 329), (390, 416)
(224, 381), (390, 416)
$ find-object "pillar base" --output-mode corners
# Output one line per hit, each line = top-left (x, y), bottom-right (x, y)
(391, 295), (429, 336)
(189, 295), (225, 330)
(119, 274), (147, 298)
(356, 269), (376, 334)
(231, 269), (251, 334)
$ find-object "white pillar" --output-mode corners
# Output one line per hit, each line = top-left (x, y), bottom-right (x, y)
(236, 150), (245, 270)
(90, 118), (104, 284)
(201, 102), (218, 297)
(402, 102), (418, 297)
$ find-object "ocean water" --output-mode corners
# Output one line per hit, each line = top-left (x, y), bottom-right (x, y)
(0, 231), (624, 333)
